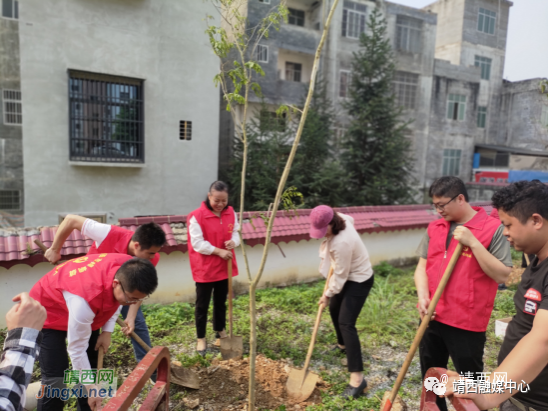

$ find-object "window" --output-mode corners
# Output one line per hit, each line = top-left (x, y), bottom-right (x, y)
(474, 56), (492, 80)
(285, 62), (302, 82)
(288, 8), (305, 27)
(540, 106), (548, 127)
(260, 110), (286, 132)
(339, 70), (351, 98)
(257, 45), (268, 63)
(180, 121), (192, 140)
(477, 106), (487, 128)
(2, 0), (18, 19)
(342, 1), (366, 39)
(447, 94), (466, 121)
(3, 90), (21, 125)
(258, 0), (270, 3)
(396, 15), (422, 53)
(0, 190), (20, 210)
(442, 149), (461, 176)
(393, 71), (419, 109)
(477, 7), (496, 35)
(68, 70), (144, 163)
(59, 213), (107, 224)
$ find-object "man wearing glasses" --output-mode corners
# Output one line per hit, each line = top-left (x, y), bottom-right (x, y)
(29, 254), (157, 411)
(414, 176), (513, 411)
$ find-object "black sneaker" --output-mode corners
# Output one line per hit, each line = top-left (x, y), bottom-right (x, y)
(498, 283), (508, 291)
(330, 345), (346, 355)
(341, 378), (367, 400)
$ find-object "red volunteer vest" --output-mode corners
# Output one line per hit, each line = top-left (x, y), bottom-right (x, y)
(187, 202), (238, 283)
(426, 207), (501, 332)
(87, 225), (160, 267)
(29, 254), (132, 331)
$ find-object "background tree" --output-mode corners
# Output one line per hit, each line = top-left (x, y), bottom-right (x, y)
(342, 7), (415, 205)
(229, 82), (346, 211)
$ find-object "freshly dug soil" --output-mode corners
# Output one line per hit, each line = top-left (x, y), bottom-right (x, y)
(179, 355), (327, 410)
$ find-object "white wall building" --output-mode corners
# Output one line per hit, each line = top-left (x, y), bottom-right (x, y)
(16, 0), (220, 226)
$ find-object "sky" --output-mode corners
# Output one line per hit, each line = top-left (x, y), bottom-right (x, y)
(388, 0), (548, 81)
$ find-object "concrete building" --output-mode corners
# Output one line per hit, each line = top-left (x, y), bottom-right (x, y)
(0, 0), (220, 226)
(219, 0), (547, 200)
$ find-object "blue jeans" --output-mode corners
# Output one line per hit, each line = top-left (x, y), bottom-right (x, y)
(120, 305), (156, 382)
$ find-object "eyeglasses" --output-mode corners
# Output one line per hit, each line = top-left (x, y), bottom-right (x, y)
(432, 194), (459, 211)
(119, 281), (150, 304)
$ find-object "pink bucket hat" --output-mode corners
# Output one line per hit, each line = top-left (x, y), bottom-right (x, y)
(309, 205), (334, 239)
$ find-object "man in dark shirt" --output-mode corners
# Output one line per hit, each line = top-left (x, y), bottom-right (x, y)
(448, 180), (548, 411)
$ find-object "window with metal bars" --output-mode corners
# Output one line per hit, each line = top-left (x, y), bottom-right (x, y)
(2, 0), (18, 19)
(68, 70), (144, 163)
(288, 8), (305, 27)
(477, 106), (487, 128)
(442, 149), (461, 176)
(396, 15), (422, 53)
(477, 7), (496, 35)
(0, 190), (20, 211)
(342, 1), (366, 39)
(541, 106), (548, 128)
(180, 121), (192, 140)
(447, 94), (466, 121)
(285, 62), (302, 82)
(393, 71), (419, 109)
(3, 90), (22, 125)
(474, 56), (492, 80)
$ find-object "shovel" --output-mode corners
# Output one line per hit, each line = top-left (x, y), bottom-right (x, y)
(286, 266), (334, 402)
(381, 243), (463, 411)
(220, 259), (243, 360)
(115, 318), (200, 389)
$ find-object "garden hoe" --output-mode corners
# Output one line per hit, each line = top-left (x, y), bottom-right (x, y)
(286, 266), (334, 402)
(115, 318), (200, 389)
(92, 346), (105, 411)
(381, 243), (463, 411)
(220, 260), (243, 360)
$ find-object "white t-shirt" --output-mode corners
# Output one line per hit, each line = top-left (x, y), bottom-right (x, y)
(81, 219), (112, 248)
(62, 291), (121, 371)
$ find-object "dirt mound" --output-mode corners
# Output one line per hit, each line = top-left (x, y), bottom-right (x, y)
(180, 355), (327, 410)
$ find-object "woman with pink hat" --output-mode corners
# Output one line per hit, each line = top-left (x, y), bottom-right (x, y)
(310, 205), (374, 399)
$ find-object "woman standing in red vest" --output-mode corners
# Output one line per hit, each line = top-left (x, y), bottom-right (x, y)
(188, 181), (240, 356)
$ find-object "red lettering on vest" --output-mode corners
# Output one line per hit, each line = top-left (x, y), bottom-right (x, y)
(188, 202), (239, 283)
(524, 288), (542, 302)
(87, 225), (160, 267)
(30, 254), (132, 331)
(425, 207), (501, 332)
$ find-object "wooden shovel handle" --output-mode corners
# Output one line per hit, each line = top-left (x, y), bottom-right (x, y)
(97, 346), (104, 370)
(301, 266), (334, 375)
(228, 260), (234, 338)
(383, 243), (464, 411)
(116, 317), (151, 352)
(34, 239), (59, 265)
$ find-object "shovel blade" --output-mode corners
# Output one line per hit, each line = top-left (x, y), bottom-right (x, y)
(170, 363), (200, 389)
(220, 336), (243, 360)
(286, 368), (319, 403)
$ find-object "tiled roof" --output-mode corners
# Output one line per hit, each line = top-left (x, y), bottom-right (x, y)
(0, 202), (493, 269)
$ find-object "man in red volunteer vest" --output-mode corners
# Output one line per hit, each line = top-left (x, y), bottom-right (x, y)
(414, 176), (513, 411)
(30, 254), (158, 411)
(446, 180), (548, 411)
(44, 216), (165, 379)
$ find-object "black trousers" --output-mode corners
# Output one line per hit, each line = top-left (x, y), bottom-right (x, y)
(329, 276), (374, 373)
(419, 320), (486, 411)
(38, 328), (100, 411)
(195, 279), (228, 339)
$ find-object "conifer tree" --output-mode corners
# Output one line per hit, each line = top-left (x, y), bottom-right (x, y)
(342, 7), (415, 205)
